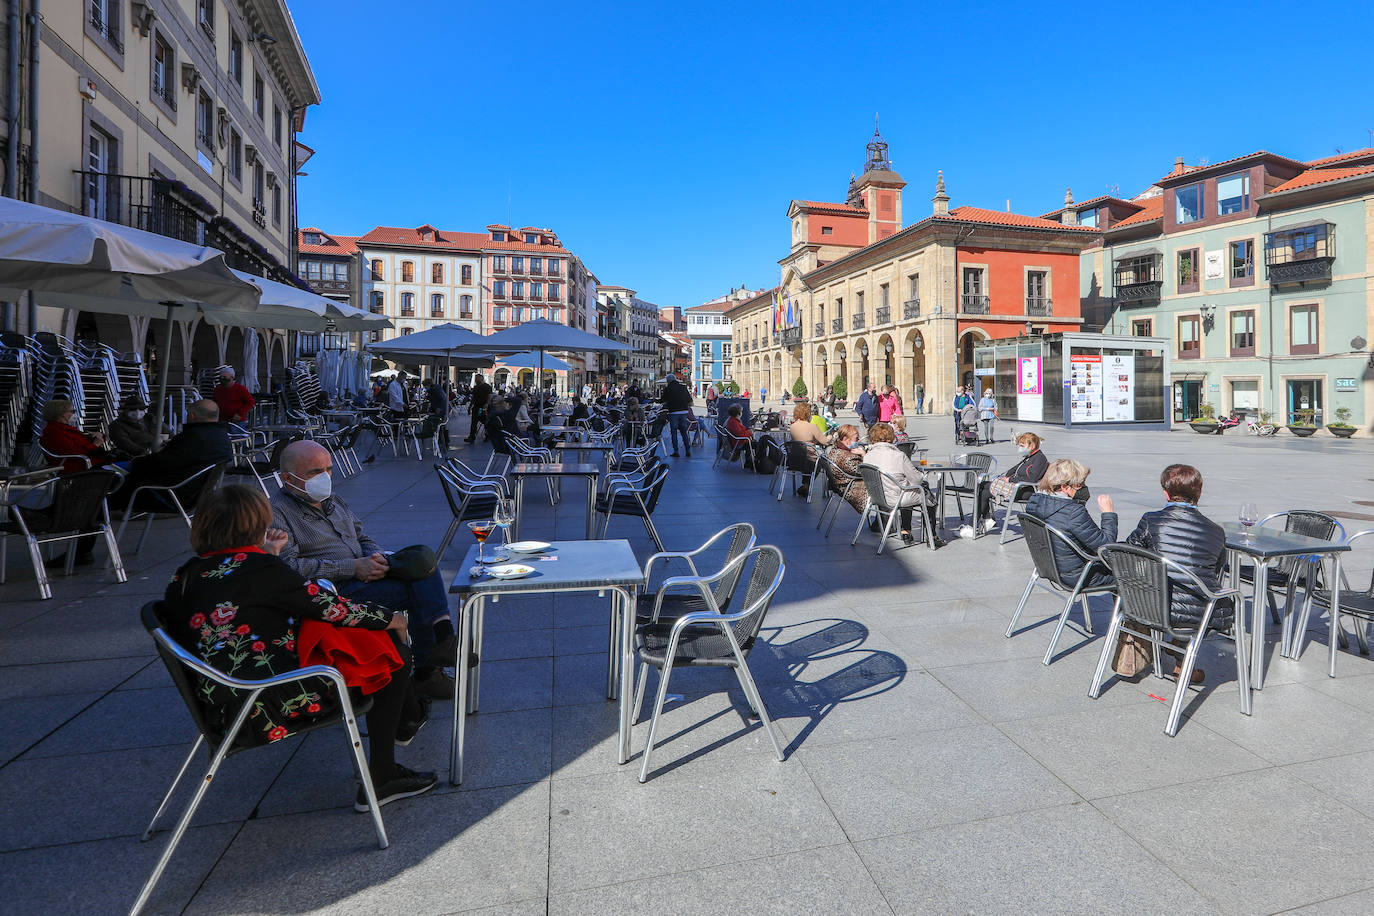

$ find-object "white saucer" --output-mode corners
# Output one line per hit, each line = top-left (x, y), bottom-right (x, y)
(486, 563), (535, 579)
(506, 541), (551, 554)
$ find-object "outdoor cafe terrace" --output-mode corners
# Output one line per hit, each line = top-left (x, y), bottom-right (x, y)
(3, 411), (1374, 915)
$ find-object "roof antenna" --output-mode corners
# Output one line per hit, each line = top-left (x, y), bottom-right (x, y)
(507, 177), (512, 229)
(1006, 199), (1011, 212)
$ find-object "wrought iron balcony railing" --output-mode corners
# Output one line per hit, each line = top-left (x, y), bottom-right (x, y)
(1026, 297), (1052, 316)
(961, 294), (990, 314)
(831, 318), (843, 333)
(874, 305), (890, 325)
(903, 298), (920, 319)
(851, 314), (865, 330)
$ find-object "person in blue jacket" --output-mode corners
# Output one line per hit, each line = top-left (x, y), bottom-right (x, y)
(855, 381), (881, 427)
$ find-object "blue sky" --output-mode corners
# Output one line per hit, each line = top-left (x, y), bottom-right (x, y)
(294, 0), (1372, 309)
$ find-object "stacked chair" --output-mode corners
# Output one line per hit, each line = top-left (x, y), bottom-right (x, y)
(0, 333), (32, 466)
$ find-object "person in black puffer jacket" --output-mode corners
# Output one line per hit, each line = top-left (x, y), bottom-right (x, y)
(1125, 463), (1231, 631)
(1025, 458), (1116, 587)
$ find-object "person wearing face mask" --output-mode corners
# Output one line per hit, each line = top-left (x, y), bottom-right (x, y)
(108, 395), (159, 457)
(977, 431), (1048, 530)
(269, 441), (460, 701)
(211, 367), (255, 424)
(39, 399), (114, 473)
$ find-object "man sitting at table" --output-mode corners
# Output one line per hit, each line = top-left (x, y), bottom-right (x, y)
(270, 440), (459, 700)
(109, 399), (233, 510)
(1124, 463), (1228, 684)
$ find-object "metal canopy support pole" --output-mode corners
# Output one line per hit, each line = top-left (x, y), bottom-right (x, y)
(149, 302), (176, 444)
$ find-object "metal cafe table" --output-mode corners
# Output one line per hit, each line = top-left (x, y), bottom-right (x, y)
(1223, 522), (1349, 690)
(447, 539), (644, 783)
(552, 441), (616, 470)
(923, 463), (984, 536)
(510, 462), (601, 540)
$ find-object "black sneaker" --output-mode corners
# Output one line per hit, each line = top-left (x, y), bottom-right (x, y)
(354, 765), (438, 812)
(427, 634), (459, 668)
(414, 669), (454, 701)
(395, 702), (429, 747)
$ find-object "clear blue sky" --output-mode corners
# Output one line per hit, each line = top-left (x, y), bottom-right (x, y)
(294, 0), (1372, 309)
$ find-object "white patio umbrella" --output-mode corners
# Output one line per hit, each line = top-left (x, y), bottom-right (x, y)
(473, 320), (631, 428)
(367, 323), (496, 380)
(242, 328), (260, 393)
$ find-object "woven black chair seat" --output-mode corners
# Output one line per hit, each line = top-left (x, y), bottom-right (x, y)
(634, 591), (712, 624)
(635, 621), (752, 668)
(1314, 589), (1374, 618)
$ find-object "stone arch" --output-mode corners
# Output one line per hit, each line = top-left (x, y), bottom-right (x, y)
(267, 332), (286, 386)
(813, 344), (829, 398)
(903, 328), (928, 408)
(833, 342), (849, 400)
(189, 320), (221, 391)
(876, 333), (896, 389)
(854, 335), (873, 395)
(958, 327), (991, 392)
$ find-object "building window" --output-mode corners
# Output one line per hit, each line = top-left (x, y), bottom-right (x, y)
(271, 185), (281, 226)
(431, 262), (443, 283)
(303, 260), (319, 280)
(1114, 254), (1161, 285)
(400, 261), (414, 283)
(229, 32), (243, 85)
(252, 162), (264, 210)
(513, 307), (524, 322)
(721, 343), (731, 359)
(151, 33), (175, 108)
(430, 293), (444, 317)
(370, 291), (384, 314)
(84, 128), (114, 219)
(1178, 315), (1200, 359)
(513, 281), (525, 298)
(400, 292), (415, 316)
(1289, 304), (1318, 355)
(196, 90), (214, 150)
(512, 256), (524, 272)
(273, 105), (283, 148)
(1265, 223), (1333, 266)
(460, 264), (472, 285)
(907, 274), (919, 300)
(401, 327), (413, 336)
(835, 296), (844, 318)
(530, 257), (542, 274)
(821, 226), (833, 236)
(1230, 309), (1256, 356)
(1131, 318), (1153, 336)
(962, 267), (985, 295)
(253, 74), (265, 121)
(547, 259), (560, 275)
(370, 259), (383, 281)
(493, 254), (506, 271)
(524, 232), (537, 243)
(532, 281), (544, 299)
(1026, 270), (1048, 309)
(1175, 183), (1202, 224)
(492, 230), (506, 241)
(228, 129), (242, 181)
(493, 280), (506, 297)
(1177, 248), (1199, 292)
(460, 295), (473, 318)
(90, 0), (122, 48)
(1229, 239), (1254, 284)
(302, 231), (322, 246)
(196, 0), (214, 38)
(1216, 173), (1249, 215)
(699, 342), (711, 358)
(548, 282), (560, 301)
(1078, 209), (1098, 228)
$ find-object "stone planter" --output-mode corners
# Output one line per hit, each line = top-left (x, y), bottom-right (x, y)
(1287, 425), (1319, 438)
(1328, 425), (1356, 438)
(1189, 421), (1219, 434)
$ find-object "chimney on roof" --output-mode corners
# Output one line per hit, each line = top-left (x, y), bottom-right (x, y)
(1173, 156), (1186, 175)
(1062, 188), (1078, 225)
(932, 171), (949, 216)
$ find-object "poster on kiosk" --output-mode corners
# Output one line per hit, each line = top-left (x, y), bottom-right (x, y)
(1102, 353), (1136, 422)
(1069, 354), (1102, 422)
(1017, 356), (1043, 422)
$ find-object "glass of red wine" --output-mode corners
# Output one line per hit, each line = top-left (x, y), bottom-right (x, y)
(467, 519), (496, 564)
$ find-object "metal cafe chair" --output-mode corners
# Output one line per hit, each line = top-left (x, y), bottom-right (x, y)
(712, 423), (752, 471)
(595, 463), (670, 551)
(634, 545), (787, 782)
(1300, 528), (1374, 677)
(1006, 513), (1118, 666)
(0, 468), (126, 599)
(773, 441), (820, 502)
(815, 452), (862, 537)
(1090, 545), (1250, 737)
(115, 462), (229, 554)
(852, 464), (938, 555)
(995, 481), (1038, 544)
(131, 601), (387, 915)
(636, 522), (757, 626)
(944, 451), (997, 526)
(434, 462), (504, 560)
(1239, 510), (1345, 654)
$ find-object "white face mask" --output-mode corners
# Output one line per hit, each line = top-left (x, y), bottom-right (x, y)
(129, 410), (146, 421)
(1017, 446), (1030, 457)
(291, 471), (332, 501)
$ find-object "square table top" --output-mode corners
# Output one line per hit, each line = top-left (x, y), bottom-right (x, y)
(552, 442), (615, 451)
(449, 539), (644, 594)
(1222, 522), (1350, 558)
(510, 462), (601, 476)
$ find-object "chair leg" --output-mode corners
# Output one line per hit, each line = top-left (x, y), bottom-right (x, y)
(103, 522), (127, 584)
(1042, 591), (1082, 666)
(732, 661), (785, 761)
(633, 662), (651, 724)
(437, 519), (460, 561)
(1087, 601), (1122, 699)
(850, 503), (871, 546)
(341, 695), (389, 849)
(1005, 572), (1039, 637)
(136, 514), (155, 554)
(875, 508), (897, 556)
(639, 662), (675, 783)
(1164, 635), (1203, 736)
(642, 515), (665, 553)
(0, 533), (7, 584)
(25, 533), (51, 600)
(142, 736), (204, 841)
(998, 505), (1014, 544)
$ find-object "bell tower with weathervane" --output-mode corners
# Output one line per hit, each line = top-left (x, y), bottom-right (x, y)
(847, 116), (905, 244)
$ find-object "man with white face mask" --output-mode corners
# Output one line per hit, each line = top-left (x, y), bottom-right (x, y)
(269, 441), (459, 699)
(108, 395), (158, 456)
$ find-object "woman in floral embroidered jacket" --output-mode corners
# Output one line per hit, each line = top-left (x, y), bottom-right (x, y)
(166, 485), (433, 802)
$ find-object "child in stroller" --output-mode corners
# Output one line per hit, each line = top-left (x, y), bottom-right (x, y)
(957, 403), (980, 445)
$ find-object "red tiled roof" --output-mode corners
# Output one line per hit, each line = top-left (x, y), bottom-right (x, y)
(1268, 165), (1374, 195)
(1038, 196), (1140, 220)
(797, 200), (867, 216)
(297, 228), (359, 255)
(936, 206), (1098, 231)
(483, 238), (569, 254)
(1156, 150), (1305, 185)
(1304, 148), (1374, 167)
(1107, 195), (1164, 229)
(358, 226), (488, 250)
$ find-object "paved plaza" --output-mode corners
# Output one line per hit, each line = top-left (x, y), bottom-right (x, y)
(2, 413), (1374, 915)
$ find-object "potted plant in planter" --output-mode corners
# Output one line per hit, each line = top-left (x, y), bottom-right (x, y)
(792, 377), (808, 402)
(1189, 404), (1219, 434)
(1328, 407), (1357, 438)
(1287, 409), (1319, 437)
(831, 375), (847, 410)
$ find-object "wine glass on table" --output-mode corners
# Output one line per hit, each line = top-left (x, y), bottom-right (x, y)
(494, 498), (515, 551)
(467, 519), (496, 564)
(1238, 502), (1259, 541)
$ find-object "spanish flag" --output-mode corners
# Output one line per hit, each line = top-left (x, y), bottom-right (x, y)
(772, 289), (782, 332)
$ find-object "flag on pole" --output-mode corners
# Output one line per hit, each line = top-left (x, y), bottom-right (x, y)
(785, 296), (794, 326)
(772, 289), (782, 332)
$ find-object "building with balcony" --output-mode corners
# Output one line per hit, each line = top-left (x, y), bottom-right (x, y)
(297, 227), (359, 355)
(1, 0), (321, 386)
(630, 296), (660, 388)
(732, 127), (1096, 412)
(357, 224), (483, 342)
(1053, 149), (1374, 429)
(685, 287), (761, 397)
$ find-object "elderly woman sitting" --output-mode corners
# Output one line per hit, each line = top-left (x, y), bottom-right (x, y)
(40, 399), (114, 473)
(861, 422), (940, 547)
(977, 431), (1048, 528)
(166, 485), (436, 811)
(1024, 458), (1116, 587)
(826, 424), (868, 517)
(789, 401), (832, 451)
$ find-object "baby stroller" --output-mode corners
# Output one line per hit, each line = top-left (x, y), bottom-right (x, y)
(957, 404), (980, 445)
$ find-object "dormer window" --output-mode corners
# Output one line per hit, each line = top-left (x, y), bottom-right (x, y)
(1077, 209), (1098, 228)
(524, 232), (537, 243)
(419, 227), (434, 241)
(303, 232), (323, 246)
(1216, 173), (1249, 216)
(492, 231), (506, 241)
(1175, 183), (1202, 224)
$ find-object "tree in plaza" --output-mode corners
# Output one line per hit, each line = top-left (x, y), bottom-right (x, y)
(719, 380), (740, 395)
(792, 376), (807, 398)
(831, 376), (847, 401)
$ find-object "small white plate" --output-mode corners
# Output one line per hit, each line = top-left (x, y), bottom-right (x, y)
(486, 563), (535, 579)
(505, 541), (551, 554)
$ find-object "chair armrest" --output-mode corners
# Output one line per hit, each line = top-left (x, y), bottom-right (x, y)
(647, 575), (720, 622)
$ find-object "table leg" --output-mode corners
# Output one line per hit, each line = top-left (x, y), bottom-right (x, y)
(1252, 564), (1270, 690)
(585, 475), (595, 540)
(513, 477), (524, 541)
(615, 586), (635, 765)
(1329, 555), (1344, 678)
(469, 598), (484, 714)
(450, 593), (479, 786)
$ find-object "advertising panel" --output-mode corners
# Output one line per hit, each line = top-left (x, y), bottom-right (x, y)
(1102, 353), (1135, 421)
(1017, 356), (1043, 422)
(1069, 354), (1102, 422)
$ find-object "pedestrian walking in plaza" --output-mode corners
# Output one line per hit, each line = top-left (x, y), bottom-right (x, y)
(978, 387), (997, 443)
(465, 375), (491, 443)
(915, 382), (925, 415)
(661, 375), (694, 458)
(855, 381), (881, 427)
(761, 385), (768, 406)
(953, 385), (974, 442)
